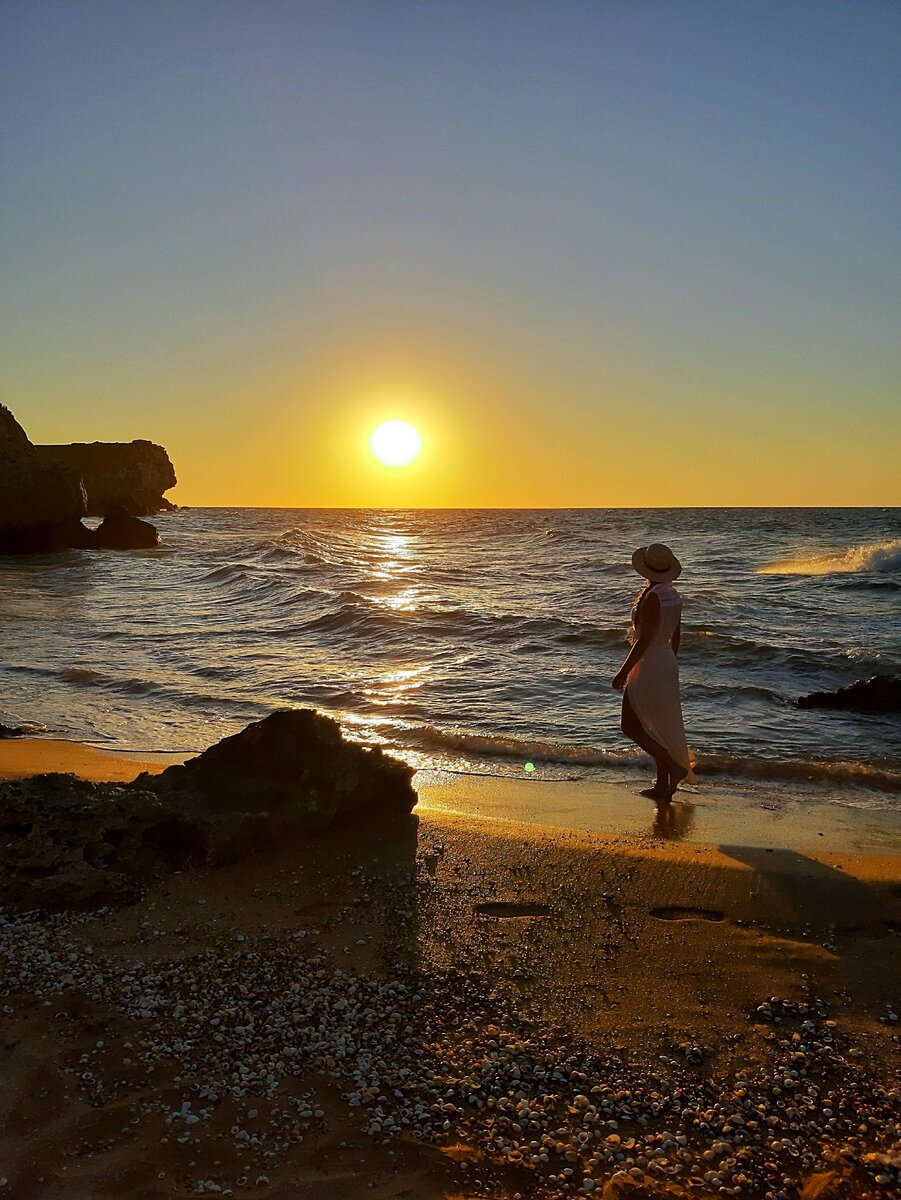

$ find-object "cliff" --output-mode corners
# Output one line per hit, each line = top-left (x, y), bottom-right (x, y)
(0, 404), (175, 552)
(36, 439), (177, 516)
(0, 405), (87, 551)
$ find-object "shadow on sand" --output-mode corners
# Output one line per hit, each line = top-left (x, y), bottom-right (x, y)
(717, 843), (897, 935)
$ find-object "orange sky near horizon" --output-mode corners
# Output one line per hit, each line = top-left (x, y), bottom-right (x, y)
(18, 334), (898, 509)
(16, 289), (900, 509)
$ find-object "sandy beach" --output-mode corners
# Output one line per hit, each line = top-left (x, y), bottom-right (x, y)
(1, 738), (899, 1199)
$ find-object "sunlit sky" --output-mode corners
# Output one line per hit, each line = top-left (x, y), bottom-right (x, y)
(2, 1), (899, 507)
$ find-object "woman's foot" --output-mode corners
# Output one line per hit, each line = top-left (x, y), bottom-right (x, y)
(663, 765), (689, 799)
(640, 773), (669, 799)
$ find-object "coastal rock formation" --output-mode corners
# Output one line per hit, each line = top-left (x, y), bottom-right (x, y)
(0, 773), (203, 910)
(35, 438), (177, 516)
(0, 404), (173, 552)
(1, 711), (417, 910)
(0, 722), (41, 738)
(0, 404), (88, 553)
(798, 674), (901, 713)
(94, 504), (160, 549)
(137, 708), (417, 832)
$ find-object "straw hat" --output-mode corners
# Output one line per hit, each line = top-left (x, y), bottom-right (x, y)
(631, 542), (682, 582)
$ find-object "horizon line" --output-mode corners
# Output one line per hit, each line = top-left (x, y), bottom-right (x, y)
(168, 503), (901, 512)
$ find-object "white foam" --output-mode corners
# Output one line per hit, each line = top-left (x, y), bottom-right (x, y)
(758, 537), (901, 575)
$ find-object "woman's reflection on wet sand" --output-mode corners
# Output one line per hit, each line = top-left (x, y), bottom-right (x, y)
(653, 799), (695, 840)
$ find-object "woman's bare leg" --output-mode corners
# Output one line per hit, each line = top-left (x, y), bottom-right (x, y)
(621, 692), (677, 797)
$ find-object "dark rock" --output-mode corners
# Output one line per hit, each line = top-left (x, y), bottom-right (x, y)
(94, 504), (159, 549)
(798, 674), (901, 713)
(0, 405), (30, 449)
(35, 439), (177, 516)
(0, 773), (205, 911)
(0, 722), (34, 738)
(602, 1180), (668, 1200)
(0, 404), (88, 553)
(1, 712), (417, 910)
(137, 708), (417, 833)
(0, 405), (176, 552)
(63, 518), (100, 549)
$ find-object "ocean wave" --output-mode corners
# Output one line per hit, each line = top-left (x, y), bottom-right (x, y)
(695, 753), (901, 793)
(758, 537), (901, 576)
(1, 661), (273, 720)
(379, 722), (901, 793)
(683, 681), (789, 705)
(382, 723), (633, 768)
(59, 667), (102, 685)
(282, 597), (627, 647)
(201, 563), (250, 582)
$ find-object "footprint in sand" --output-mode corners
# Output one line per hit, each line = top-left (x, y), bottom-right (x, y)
(474, 901), (553, 919)
(650, 906), (725, 923)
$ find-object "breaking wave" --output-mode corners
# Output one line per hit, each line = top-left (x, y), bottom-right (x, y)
(759, 538), (901, 576)
(380, 724), (901, 794)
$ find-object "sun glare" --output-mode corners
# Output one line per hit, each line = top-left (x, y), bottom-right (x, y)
(369, 420), (423, 468)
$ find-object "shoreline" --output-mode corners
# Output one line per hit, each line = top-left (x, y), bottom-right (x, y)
(2, 736), (899, 856)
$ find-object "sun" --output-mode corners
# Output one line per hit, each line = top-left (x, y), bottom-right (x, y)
(369, 420), (423, 467)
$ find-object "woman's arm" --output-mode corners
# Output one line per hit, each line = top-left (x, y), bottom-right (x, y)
(612, 591), (660, 689)
(672, 621), (681, 657)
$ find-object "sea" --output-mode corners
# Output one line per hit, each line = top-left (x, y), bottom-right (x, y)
(1, 508), (899, 813)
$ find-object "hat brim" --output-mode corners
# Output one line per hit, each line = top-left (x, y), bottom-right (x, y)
(631, 547), (682, 582)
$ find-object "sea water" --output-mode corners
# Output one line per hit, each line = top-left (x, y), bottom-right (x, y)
(0, 508), (898, 811)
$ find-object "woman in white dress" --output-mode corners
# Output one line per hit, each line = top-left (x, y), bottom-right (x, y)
(612, 543), (696, 800)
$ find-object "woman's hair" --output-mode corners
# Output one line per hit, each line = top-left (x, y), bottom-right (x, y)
(627, 581), (656, 644)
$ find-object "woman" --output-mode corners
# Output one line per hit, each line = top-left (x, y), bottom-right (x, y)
(613, 543), (696, 800)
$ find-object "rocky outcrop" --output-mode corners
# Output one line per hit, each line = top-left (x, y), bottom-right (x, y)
(0, 773), (205, 910)
(0, 710), (418, 910)
(0, 404), (87, 553)
(35, 439), (177, 516)
(0, 722), (43, 738)
(798, 675), (901, 713)
(94, 504), (160, 549)
(136, 709), (417, 831)
(0, 405), (173, 552)
(0, 404), (29, 449)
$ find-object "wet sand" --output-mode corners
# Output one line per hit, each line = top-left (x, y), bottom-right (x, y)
(1, 740), (899, 1198)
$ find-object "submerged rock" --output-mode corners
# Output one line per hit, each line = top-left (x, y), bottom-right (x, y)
(1, 711), (417, 910)
(94, 504), (160, 549)
(798, 674), (901, 713)
(137, 708), (417, 831)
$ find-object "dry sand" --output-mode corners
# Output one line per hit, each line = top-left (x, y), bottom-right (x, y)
(1, 741), (899, 1199)
(0, 739), (189, 784)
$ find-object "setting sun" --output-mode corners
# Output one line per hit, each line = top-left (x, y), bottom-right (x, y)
(369, 420), (423, 468)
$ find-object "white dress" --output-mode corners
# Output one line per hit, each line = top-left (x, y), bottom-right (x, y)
(626, 583), (697, 783)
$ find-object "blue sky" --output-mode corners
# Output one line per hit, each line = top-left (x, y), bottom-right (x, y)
(2, 0), (899, 504)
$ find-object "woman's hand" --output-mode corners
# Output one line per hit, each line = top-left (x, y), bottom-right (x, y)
(612, 668), (628, 691)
